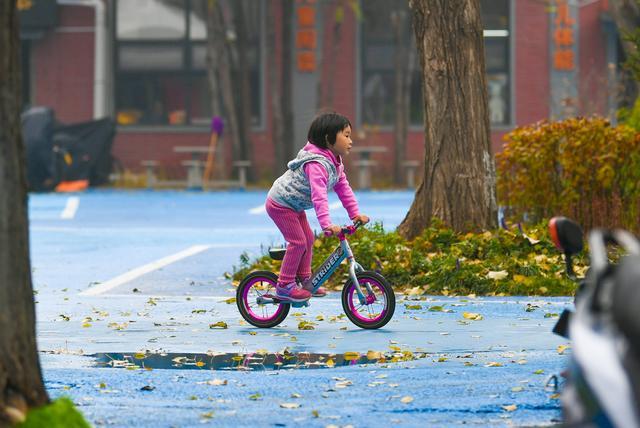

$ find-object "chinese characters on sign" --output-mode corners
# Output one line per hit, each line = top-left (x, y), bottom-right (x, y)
(553, 0), (575, 71)
(296, 0), (317, 72)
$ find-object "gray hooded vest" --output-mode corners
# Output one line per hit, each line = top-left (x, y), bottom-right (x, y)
(268, 149), (339, 211)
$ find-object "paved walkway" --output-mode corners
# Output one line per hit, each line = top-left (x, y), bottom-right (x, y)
(30, 190), (570, 427)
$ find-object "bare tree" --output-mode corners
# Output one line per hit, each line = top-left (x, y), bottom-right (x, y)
(0, 2), (49, 424)
(609, 0), (640, 60)
(268, 0), (295, 170)
(398, 0), (497, 239)
(391, 6), (415, 186)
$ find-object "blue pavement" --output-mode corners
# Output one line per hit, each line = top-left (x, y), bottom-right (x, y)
(29, 190), (570, 427)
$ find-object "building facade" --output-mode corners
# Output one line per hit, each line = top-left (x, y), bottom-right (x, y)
(19, 0), (618, 186)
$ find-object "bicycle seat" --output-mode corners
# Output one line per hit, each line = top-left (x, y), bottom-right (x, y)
(549, 216), (583, 255)
(268, 248), (286, 260)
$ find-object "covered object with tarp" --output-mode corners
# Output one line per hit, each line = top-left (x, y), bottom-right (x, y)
(22, 107), (115, 192)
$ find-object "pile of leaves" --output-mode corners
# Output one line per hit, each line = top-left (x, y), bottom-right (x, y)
(232, 220), (586, 296)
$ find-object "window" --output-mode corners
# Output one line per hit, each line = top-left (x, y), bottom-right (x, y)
(114, 0), (263, 127)
(360, 0), (511, 127)
(360, 0), (422, 127)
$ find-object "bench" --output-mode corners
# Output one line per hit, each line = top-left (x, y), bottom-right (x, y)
(141, 160), (158, 189)
(403, 160), (420, 189)
(181, 160), (205, 190)
(352, 146), (387, 190)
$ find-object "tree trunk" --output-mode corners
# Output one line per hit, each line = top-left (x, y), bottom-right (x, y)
(0, 2), (49, 423)
(609, 0), (640, 58)
(392, 7), (410, 186)
(281, 0), (295, 163)
(206, 2), (242, 175)
(398, 0), (497, 239)
(268, 1), (285, 171)
(231, 0), (254, 179)
(608, 0), (640, 102)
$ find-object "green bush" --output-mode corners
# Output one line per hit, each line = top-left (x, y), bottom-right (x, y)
(232, 221), (583, 296)
(496, 117), (640, 232)
(16, 397), (89, 428)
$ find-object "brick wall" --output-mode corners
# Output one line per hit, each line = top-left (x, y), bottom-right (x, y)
(32, 5), (95, 123)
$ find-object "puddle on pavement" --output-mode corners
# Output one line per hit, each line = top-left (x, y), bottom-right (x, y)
(92, 349), (427, 371)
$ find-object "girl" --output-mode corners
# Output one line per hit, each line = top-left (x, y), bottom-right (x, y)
(266, 113), (370, 302)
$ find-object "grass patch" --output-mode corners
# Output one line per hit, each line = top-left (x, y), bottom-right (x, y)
(232, 220), (587, 296)
(16, 397), (89, 428)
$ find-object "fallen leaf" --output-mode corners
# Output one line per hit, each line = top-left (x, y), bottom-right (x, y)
(209, 321), (228, 329)
(298, 321), (316, 330)
(557, 344), (570, 354)
(400, 396), (414, 404)
(343, 352), (360, 361)
(462, 312), (483, 321)
(140, 385), (155, 391)
(502, 404), (517, 412)
(279, 402), (300, 409)
(486, 270), (509, 280)
(486, 362), (503, 367)
(366, 350), (383, 360)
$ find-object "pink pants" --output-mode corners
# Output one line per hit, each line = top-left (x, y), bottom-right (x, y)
(265, 198), (314, 284)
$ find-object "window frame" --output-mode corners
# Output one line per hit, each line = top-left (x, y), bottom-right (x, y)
(356, 0), (515, 131)
(112, 0), (265, 131)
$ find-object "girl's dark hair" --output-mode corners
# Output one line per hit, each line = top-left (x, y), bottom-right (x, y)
(307, 112), (351, 149)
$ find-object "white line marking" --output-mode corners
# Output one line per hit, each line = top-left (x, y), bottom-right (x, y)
(249, 204), (266, 214)
(60, 197), (80, 219)
(79, 245), (212, 296)
(329, 202), (342, 210)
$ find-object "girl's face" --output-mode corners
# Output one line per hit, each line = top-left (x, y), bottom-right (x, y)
(330, 125), (353, 158)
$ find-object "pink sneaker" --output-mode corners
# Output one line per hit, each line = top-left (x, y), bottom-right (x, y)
(275, 281), (311, 302)
(300, 277), (327, 298)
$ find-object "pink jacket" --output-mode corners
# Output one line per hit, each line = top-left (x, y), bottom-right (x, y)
(302, 142), (359, 229)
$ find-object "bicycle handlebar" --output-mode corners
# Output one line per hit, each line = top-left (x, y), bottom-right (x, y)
(324, 220), (365, 237)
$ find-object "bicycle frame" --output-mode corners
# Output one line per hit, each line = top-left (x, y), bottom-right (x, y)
(308, 230), (372, 305)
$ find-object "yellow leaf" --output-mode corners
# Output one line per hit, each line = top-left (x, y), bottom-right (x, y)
(134, 353), (146, 360)
(513, 274), (527, 283)
(557, 344), (570, 355)
(82, 323), (92, 328)
(462, 312), (483, 321)
(486, 362), (503, 367)
(326, 359), (335, 368)
(195, 361), (205, 367)
(343, 352), (360, 361)
(209, 321), (228, 329)
(400, 396), (414, 404)
(502, 404), (517, 412)
(298, 321), (316, 330)
(366, 350), (383, 360)
(222, 297), (236, 304)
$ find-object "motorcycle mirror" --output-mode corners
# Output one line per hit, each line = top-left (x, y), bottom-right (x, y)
(549, 216), (584, 256)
